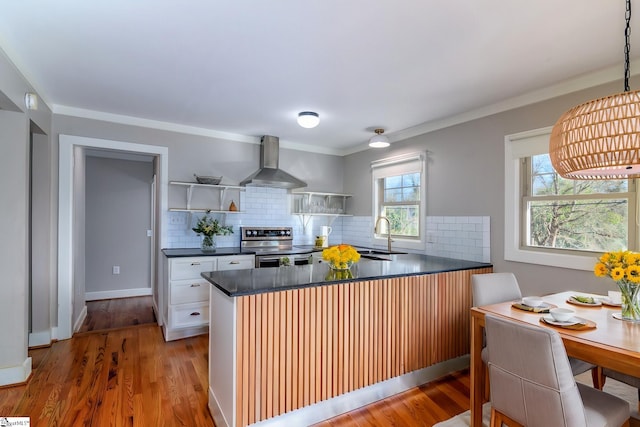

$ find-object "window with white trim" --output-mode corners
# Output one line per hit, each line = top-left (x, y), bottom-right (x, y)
(505, 128), (637, 270)
(372, 153), (426, 249)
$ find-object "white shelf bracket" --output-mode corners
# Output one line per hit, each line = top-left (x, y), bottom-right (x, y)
(297, 214), (313, 232)
(219, 188), (227, 211)
(186, 185), (195, 210)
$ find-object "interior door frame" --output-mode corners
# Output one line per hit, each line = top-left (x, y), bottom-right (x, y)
(58, 135), (168, 340)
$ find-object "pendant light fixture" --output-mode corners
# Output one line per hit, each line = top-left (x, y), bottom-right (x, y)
(369, 128), (390, 148)
(549, 0), (640, 180)
(297, 111), (320, 128)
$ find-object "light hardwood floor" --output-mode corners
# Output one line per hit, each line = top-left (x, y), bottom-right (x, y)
(0, 295), (470, 426)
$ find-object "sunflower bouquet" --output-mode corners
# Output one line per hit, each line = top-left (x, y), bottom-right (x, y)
(594, 250), (640, 320)
(322, 244), (361, 270)
(594, 250), (640, 283)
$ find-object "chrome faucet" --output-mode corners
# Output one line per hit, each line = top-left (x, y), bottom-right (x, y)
(374, 216), (393, 253)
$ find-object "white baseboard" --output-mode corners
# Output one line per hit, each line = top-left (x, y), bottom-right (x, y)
(0, 357), (32, 387)
(152, 300), (163, 326)
(85, 287), (152, 301)
(73, 305), (87, 333)
(28, 330), (52, 347)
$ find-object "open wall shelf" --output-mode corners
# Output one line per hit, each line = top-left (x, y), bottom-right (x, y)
(169, 181), (244, 213)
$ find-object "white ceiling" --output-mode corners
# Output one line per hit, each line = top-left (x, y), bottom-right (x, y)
(0, 1), (638, 155)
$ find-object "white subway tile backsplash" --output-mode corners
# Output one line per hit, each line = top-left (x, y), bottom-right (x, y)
(425, 216), (490, 263)
(165, 190), (491, 263)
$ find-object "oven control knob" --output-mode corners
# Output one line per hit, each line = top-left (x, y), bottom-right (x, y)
(285, 230), (291, 236)
(252, 230), (258, 235)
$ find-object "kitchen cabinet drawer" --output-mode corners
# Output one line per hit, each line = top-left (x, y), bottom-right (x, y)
(169, 302), (209, 329)
(170, 279), (209, 304)
(217, 255), (255, 271)
(170, 257), (216, 280)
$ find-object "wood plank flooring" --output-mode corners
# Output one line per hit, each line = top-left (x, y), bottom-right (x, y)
(0, 321), (470, 427)
(312, 370), (470, 427)
(1, 325), (212, 426)
(78, 296), (156, 333)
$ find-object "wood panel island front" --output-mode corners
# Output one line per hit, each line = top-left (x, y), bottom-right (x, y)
(201, 254), (492, 427)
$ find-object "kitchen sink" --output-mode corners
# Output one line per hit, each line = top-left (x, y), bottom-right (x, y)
(359, 254), (392, 261)
(356, 248), (408, 261)
(356, 248), (408, 255)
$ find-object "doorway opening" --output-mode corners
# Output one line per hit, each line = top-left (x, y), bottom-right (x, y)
(58, 135), (168, 340)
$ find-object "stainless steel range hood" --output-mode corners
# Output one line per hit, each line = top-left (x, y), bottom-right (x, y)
(240, 135), (307, 189)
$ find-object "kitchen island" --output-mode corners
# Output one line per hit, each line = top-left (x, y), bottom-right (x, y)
(202, 254), (492, 427)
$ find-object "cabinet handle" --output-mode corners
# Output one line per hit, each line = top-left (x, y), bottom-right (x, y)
(190, 283), (201, 287)
(191, 262), (201, 266)
(190, 312), (201, 316)
(229, 261), (240, 264)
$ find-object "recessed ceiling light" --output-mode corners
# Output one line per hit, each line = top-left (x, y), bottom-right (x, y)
(369, 128), (390, 148)
(297, 111), (320, 128)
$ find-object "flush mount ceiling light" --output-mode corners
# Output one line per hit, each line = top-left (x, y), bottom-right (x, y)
(297, 111), (320, 128)
(369, 128), (390, 148)
(549, 0), (640, 180)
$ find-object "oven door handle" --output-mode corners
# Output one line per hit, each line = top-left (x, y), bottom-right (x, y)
(259, 257), (284, 262)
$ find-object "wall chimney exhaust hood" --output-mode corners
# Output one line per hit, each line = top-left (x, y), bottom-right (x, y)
(240, 135), (307, 189)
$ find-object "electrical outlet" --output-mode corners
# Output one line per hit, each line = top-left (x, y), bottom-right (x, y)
(147, 229), (153, 237)
(112, 265), (120, 275)
(169, 214), (186, 225)
(426, 232), (437, 243)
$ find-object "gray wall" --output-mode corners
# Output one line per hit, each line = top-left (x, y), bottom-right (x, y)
(30, 131), (52, 336)
(0, 110), (29, 374)
(52, 116), (345, 203)
(0, 46), (53, 383)
(345, 77), (639, 297)
(85, 156), (153, 294)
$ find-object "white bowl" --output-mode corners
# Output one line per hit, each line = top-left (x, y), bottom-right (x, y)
(550, 307), (575, 322)
(522, 296), (544, 307)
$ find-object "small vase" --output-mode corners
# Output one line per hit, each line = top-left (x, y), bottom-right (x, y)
(201, 235), (216, 252)
(617, 280), (640, 321)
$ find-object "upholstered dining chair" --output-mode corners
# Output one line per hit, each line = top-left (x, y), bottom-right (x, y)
(471, 273), (596, 382)
(600, 369), (640, 412)
(485, 314), (630, 427)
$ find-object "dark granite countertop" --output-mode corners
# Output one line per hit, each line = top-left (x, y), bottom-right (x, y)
(202, 254), (492, 297)
(162, 247), (249, 257)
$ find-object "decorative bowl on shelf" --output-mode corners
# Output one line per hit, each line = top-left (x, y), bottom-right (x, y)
(194, 174), (222, 185)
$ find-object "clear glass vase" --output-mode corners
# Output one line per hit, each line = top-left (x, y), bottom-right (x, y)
(329, 261), (353, 271)
(617, 280), (640, 321)
(201, 235), (216, 252)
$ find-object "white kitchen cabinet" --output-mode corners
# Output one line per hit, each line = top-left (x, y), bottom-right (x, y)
(216, 254), (255, 270)
(162, 254), (254, 341)
(169, 181), (245, 213)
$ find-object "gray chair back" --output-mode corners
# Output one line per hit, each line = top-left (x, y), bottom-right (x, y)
(485, 314), (587, 427)
(471, 272), (522, 307)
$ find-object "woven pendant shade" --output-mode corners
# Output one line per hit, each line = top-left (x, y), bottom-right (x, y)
(549, 89), (640, 180)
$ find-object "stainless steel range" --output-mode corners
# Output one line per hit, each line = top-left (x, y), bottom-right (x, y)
(240, 226), (314, 268)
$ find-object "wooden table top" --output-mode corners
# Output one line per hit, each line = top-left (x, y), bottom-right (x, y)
(472, 290), (640, 375)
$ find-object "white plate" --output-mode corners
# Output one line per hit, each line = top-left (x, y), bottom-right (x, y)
(542, 314), (581, 326)
(599, 297), (622, 307)
(567, 296), (602, 307)
(519, 302), (552, 309)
